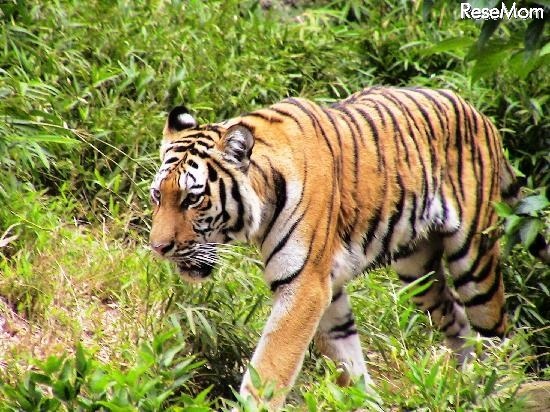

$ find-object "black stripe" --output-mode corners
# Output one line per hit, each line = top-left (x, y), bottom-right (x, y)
(206, 156), (247, 231)
(271, 106), (305, 132)
(265, 212), (305, 266)
(414, 277), (443, 298)
(333, 106), (364, 147)
(286, 98), (336, 160)
(398, 273), (422, 283)
(249, 159), (269, 183)
(168, 145), (187, 153)
(447, 116), (485, 263)
(463, 268), (501, 307)
(454, 255), (495, 288)
(375, 98), (409, 165)
(354, 106), (384, 171)
(270, 267), (302, 292)
(409, 194), (418, 239)
(245, 110), (283, 123)
(164, 156), (179, 164)
(447, 230), (475, 262)
(331, 330), (358, 339)
(331, 289), (344, 303)
(392, 243), (417, 260)
(480, 117), (498, 225)
(471, 307), (505, 338)
(434, 90), (466, 201)
(207, 163), (218, 182)
(380, 176), (406, 254)
(283, 101), (337, 259)
(261, 167), (287, 245)
(380, 92), (430, 212)
(402, 92), (440, 198)
(218, 179), (226, 211)
(399, 91), (437, 141)
(425, 298), (444, 313)
(372, 103), (387, 129)
(331, 107), (361, 236)
(330, 317), (355, 333)
(407, 88), (448, 139)
(230, 181), (244, 232)
(440, 312), (457, 333)
(362, 206), (382, 252)
(323, 108), (344, 178)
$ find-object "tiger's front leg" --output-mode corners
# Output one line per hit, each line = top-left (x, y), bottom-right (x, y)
(239, 266), (331, 409)
(314, 289), (372, 387)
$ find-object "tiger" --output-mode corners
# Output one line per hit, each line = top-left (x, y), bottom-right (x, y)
(149, 86), (550, 409)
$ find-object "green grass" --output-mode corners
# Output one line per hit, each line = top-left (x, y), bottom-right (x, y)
(0, 0), (548, 410)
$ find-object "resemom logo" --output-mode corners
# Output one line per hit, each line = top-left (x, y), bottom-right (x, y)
(460, 2), (545, 19)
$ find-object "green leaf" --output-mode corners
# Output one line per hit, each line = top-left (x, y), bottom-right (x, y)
(493, 201), (513, 217)
(483, 369), (498, 397)
(11, 134), (80, 145)
(75, 343), (89, 379)
(504, 214), (524, 235)
(172, 358), (203, 379)
(262, 381), (276, 401)
(248, 365), (262, 390)
(398, 273), (433, 302)
(160, 343), (186, 368)
(509, 51), (541, 79)
(95, 401), (135, 412)
(89, 370), (111, 394)
(52, 381), (73, 401)
(12, 388), (34, 410)
(425, 37), (475, 55)
(540, 42), (550, 56)
(40, 355), (63, 374)
(28, 372), (51, 386)
(471, 49), (509, 82)
(195, 311), (216, 343)
(516, 194), (550, 215)
(519, 218), (543, 246)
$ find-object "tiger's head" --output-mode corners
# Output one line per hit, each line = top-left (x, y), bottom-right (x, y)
(149, 106), (260, 282)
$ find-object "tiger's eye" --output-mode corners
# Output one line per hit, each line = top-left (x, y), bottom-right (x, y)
(181, 193), (203, 209)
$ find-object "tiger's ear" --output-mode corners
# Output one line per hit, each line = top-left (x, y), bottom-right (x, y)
(219, 124), (254, 171)
(164, 105), (198, 135)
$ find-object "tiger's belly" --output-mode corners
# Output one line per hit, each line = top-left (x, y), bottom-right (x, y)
(330, 193), (458, 290)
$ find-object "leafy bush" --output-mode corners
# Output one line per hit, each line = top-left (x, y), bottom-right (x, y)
(0, 331), (210, 411)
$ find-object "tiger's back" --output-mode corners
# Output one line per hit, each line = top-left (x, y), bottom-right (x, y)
(247, 87), (508, 297)
(150, 86), (532, 408)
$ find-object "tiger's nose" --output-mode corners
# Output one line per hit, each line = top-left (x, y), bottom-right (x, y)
(150, 241), (175, 256)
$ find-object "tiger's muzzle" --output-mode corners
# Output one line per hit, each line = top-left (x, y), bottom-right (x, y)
(150, 241), (218, 282)
(176, 260), (214, 281)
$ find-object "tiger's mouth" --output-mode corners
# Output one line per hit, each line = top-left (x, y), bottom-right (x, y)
(171, 247), (217, 282)
(175, 261), (214, 282)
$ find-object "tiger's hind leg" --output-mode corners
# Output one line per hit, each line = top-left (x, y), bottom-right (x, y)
(444, 230), (506, 341)
(392, 237), (472, 359)
(314, 289), (373, 388)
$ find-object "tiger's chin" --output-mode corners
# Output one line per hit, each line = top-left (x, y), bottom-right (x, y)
(176, 262), (214, 283)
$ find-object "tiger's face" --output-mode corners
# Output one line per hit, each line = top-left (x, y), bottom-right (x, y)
(149, 106), (257, 282)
